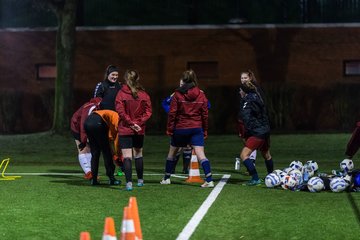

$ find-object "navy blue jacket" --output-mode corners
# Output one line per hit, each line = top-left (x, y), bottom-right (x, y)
(238, 92), (270, 138)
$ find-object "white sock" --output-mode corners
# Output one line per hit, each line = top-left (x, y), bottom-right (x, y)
(78, 153), (91, 174)
(249, 150), (257, 162)
(85, 153), (92, 173)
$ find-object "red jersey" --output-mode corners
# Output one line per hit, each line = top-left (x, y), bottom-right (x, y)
(115, 84), (152, 135)
(167, 86), (208, 133)
(70, 97), (102, 144)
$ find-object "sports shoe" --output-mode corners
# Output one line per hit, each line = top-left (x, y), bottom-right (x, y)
(242, 179), (262, 186)
(201, 181), (214, 188)
(125, 182), (133, 191)
(91, 178), (100, 186)
(109, 177), (121, 185)
(160, 178), (171, 185)
(84, 171), (93, 180)
(137, 179), (144, 187)
(117, 168), (124, 176)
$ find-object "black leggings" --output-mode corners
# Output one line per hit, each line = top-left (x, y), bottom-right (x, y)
(84, 113), (115, 179)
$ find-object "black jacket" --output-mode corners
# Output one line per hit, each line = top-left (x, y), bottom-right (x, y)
(238, 92), (270, 138)
(94, 80), (122, 110)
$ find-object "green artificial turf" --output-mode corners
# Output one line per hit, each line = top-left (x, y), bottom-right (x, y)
(0, 133), (359, 239)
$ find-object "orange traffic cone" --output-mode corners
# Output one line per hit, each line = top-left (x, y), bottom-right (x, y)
(102, 217), (117, 240)
(128, 197), (142, 240)
(80, 232), (91, 240)
(185, 150), (203, 183)
(120, 207), (136, 240)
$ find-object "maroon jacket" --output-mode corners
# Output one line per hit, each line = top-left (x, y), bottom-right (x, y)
(70, 97), (102, 144)
(115, 84), (152, 135)
(167, 86), (208, 134)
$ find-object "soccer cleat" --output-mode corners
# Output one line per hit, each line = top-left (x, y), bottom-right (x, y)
(91, 178), (100, 186)
(117, 168), (124, 176)
(201, 181), (214, 188)
(137, 179), (144, 187)
(125, 182), (133, 191)
(84, 171), (93, 180)
(160, 178), (171, 185)
(109, 177), (121, 185)
(242, 179), (262, 186)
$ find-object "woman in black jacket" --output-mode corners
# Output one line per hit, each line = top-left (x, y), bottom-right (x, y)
(238, 80), (274, 186)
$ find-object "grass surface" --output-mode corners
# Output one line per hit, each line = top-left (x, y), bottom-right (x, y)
(0, 133), (359, 239)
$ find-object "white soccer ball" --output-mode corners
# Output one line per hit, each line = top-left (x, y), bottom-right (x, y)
(289, 169), (303, 185)
(307, 177), (324, 192)
(330, 177), (347, 192)
(340, 159), (354, 173)
(282, 167), (293, 174)
(303, 165), (315, 178)
(305, 160), (319, 172)
(273, 169), (286, 179)
(281, 175), (297, 190)
(289, 160), (303, 171)
(265, 173), (281, 188)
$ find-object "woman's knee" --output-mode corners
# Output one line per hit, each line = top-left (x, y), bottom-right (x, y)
(240, 148), (253, 160)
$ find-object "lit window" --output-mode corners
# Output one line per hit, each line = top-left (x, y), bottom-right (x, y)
(36, 64), (56, 80)
(344, 60), (360, 76)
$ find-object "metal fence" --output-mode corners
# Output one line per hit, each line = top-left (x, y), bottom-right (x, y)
(0, 0), (360, 28)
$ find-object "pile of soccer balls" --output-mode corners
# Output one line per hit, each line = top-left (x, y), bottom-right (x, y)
(264, 159), (357, 193)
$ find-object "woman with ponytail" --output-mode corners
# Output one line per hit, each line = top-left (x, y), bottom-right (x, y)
(115, 70), (152, 191)
(238, 79), (274, 186)
(160, 69), (214, 188)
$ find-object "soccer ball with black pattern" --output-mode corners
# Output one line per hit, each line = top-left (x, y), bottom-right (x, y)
(289, 160), (303, 171)
(273, 169), (286, 179)
(330, 177), (347, 192)
(281, 175), (297, 190)
(265, 173), (281, 188)
(305, 160), (319, 172)
(289, 169), (303, 185)
(307, 177), (324, 192)
(340, 159), (354, 173)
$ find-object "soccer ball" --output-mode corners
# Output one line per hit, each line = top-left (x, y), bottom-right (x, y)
(340, 159), (354, 173)
(282, 167), (293, 174)
(330, 177), (347, 192)
(273, 169), (286, 179)
(307, 177), (324, 192)
(289, 160), (303, 171)
(305, 160), (319, 172)
(354, 172), (360, 187)
(303, 165), (315, 178)
(289, 169), (303, 185)
(281, 175), (297, 190)
(265, 173), (281, 188)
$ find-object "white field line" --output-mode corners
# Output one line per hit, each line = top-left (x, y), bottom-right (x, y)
(3, 172), (226, 178)
(176, 174), (231, 240)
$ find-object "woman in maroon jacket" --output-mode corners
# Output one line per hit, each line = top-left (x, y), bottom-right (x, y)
(115, 70), (152, 191)
(70, 97), (102, 179)
(160, 69), (214, 188)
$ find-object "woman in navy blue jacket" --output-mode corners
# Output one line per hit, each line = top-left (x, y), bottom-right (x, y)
(238, 80), (274, 186)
